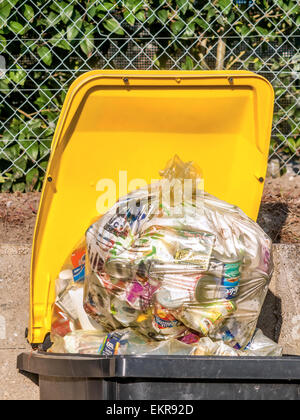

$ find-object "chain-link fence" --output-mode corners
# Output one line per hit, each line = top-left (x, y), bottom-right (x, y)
(0, 0), (299, 192)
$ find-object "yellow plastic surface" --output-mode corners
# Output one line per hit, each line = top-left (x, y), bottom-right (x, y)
(28, 70), (274, 344)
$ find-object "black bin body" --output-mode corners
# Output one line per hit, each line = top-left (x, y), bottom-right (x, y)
(17, 352), (300, 400)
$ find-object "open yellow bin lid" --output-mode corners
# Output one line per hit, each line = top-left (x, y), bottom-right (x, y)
(29, 70), (274, 344)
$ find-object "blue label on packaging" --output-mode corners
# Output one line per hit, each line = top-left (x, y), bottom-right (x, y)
(224, 262), (241, 278)
(222, 286), (239, 300)
(72, 264), (85, 282)
(222, 329), (235, 341)
(244, 328), (259, 350)
(233, 342), (242, 350)
(154, 315), (180, 329)
(222, 329), (242, 350)
(98, 332), (127, 356)
(221, 262), (241, 299)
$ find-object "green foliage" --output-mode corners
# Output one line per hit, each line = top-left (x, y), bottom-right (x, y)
(0, 0), (299, 191)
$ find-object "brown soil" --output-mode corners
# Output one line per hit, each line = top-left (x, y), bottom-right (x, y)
(0, 192), (40, 245)
(257, 174), (300, 243)
(0, 175), (299, 245)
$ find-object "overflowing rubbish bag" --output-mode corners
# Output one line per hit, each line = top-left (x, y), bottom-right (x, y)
(49, 156), (282, 356)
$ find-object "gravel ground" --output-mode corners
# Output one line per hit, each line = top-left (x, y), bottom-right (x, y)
(0, 243), (39, 400)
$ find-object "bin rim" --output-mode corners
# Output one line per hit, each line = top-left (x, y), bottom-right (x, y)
(17, 351), (300, 380)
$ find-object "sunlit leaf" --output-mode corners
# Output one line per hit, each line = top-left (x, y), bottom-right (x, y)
(103, 18), (125, 35)
(37, 46), (52, 66)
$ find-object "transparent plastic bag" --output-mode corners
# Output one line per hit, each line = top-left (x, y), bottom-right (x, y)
(239, 328), (282, 356)
(49, 328), (198, 356)
(83, 156), (274, 351)
(51, 240), (104, 337)
(193, 329), (282, 357)
(49, 327), (281, 357)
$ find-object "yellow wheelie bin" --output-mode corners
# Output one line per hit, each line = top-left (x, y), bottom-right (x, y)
(17, 70), (300, 400)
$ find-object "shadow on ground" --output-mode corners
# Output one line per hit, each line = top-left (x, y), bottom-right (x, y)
(257, 202), (289, 243)
(257, 289), (282, 345)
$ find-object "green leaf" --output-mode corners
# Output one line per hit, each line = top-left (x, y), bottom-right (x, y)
(12, 155), (27, 180)
(183, 22), (195, 38)
(46, 111), (58, 124)
(206, 7), (215, 21)
(287, 137), (296, 152)
(87, 5), (97, 20)
(176, 0), (189, 15)
(103, 18), (125, 35)
(124, 10), (135, 26)
(0, 1), (12, 29)
(50, 31), (72, 51)
(24, 40), (37, 52)
(47, 12), (60, 27)
(0, 78), (9, 93)
(1, 180), (13, 192)
(240, 25), (251, 36)
(9, 21), (26, 35)
(218, 0), (232, 14)
(12, 182), (25, 193)
(171, 20), (185, 35)
(0, 35), (6, 53)
(67, 11), (83, 41)
(157, 10), (168, 23)
(39, 161), (49, 171)
(80, 36), (94, 56)
(24, 5), (34, 21)
(136, 10), (146, 22)
(37, 46), (52, 66)
(67, 22), (81, 41)
(61, 4), (74, 24)
(60, 90), (66, 104)
(217, 16), (225, 26)
(36, 18), (47, 27)
(227, 12), (235, 24)
(39, 140), (51, 159)
(254, 58), (263, 70)
(50, 1), (66, 13)
(34, 86), (52, 107)
(26, 119), (45, 138)
(256, 26), (269, 36)
(147, 11), (156, 25)
(124, 0), (143, 11)
(181, 55), (194, 70)
(1, 144), (19, 161)
(97, 2), (115, 12)
(67, 10), (83, 41)
(195, 18), (209, 31)
(1, 129), (17, 146)
(9, 65), (26, 86)
(26, 168), (39, 191)
(80, 24), (95, 56)
(24, 142), (39, 161)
